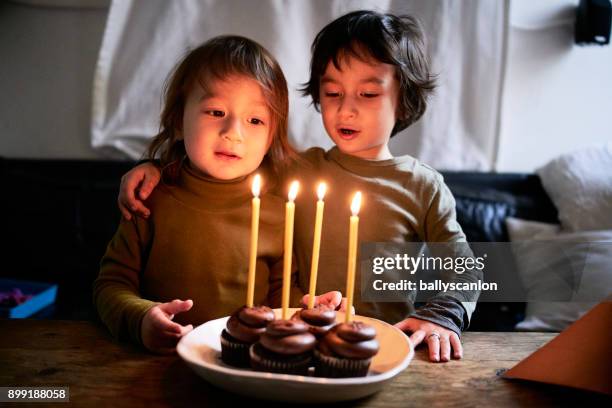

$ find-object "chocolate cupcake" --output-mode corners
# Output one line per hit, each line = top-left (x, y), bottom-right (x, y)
(220, 305), (274, 367)
(250, 319), (316, 375)
(291, 305), (336, 338)
(314, 321), (380, 378)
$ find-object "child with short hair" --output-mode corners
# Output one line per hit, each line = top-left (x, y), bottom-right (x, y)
(295, 10), (482, 363)
(117, 11), (481, 362)
(94, 35), (337, 355)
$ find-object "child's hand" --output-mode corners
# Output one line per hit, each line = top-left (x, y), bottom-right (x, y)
(301, 291), (355, 314)
(394, 318), (462, 363)
(141, 299), (194, 354)
(118, 162), (161, 220)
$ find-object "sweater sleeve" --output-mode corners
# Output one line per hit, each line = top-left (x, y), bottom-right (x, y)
(93, 216), (157, 345)
(266, 253), (305, 308)
(415, 176), (482, 333)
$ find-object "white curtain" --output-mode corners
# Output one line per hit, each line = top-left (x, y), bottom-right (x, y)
(92, 0), (508, 170)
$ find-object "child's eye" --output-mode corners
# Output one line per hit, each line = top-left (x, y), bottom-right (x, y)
(205, 110), (225, 117)
(361, 92), (379, 98)
(324, 92), (341, 98)
(248, 117), (265, 125)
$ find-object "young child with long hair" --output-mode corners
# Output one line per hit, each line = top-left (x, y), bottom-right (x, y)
(94, 35), (338, 354)
(116, 11), (481, 362)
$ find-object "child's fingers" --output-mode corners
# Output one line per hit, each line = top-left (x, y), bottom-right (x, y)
(159, 299), (194, 317)
(139, 171), (161, 200)
(439, 335), (451, 362)
(151, 311), (183, 334)
(303, 291), (343, 309)
(119, 171), (151, 217)
(179, 324), (194, 337)
(408, 329), (426, 348)
(338, 298), (355, 314)
(130, 200), (151, 218)
(119, 173), (142, 206)
(118, 202), (132, 221)
(158, 322), (192, 344)
(163, 323), (192, 338)
(450, 333), (463, 359)
(393, 318), (413, 333)
(316, 291), (341, 307)
(426, 333), (441, 362)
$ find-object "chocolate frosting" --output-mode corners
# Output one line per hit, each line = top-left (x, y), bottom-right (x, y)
(260, 319), (316, 355)
(265, 319), (308, 336)
(238, 305), (275, 326)
(226, 305), (274, 343)
(291, 306), (337, 338)
(298, 306), (336, 325)
(336, 321), (376, 342)
(320, 322), (380, 359)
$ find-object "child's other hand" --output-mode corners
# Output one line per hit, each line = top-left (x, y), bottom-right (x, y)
(118, 162), (161, 220)
(394, 318), (462, 363)
(141, 299), (194, 354)
(301, 291), (355, 314)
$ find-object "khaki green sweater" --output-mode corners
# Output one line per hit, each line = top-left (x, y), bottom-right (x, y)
(288, 147), (480, 334)
(94, 163), (302, 345)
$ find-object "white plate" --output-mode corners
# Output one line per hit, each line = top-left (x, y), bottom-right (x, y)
(177, 308), (413, 403)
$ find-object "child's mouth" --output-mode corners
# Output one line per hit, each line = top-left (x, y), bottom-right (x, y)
(215, 151), (241, 161)
(338, 128), (359, 140)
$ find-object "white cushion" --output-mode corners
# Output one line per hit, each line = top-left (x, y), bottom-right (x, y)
(536, 143), (612, 232)
(505, 217), (612, 332)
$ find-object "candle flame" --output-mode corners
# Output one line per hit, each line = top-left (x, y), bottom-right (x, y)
(288, 181), (299, 202)
(317, 182), (327, 200)
(351, 191), (362, 216)
(252, 174), (261, 197)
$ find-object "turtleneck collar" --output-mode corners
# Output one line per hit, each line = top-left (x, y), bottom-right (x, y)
(326, 146), (415, 175)
(163, 161), (256, 211)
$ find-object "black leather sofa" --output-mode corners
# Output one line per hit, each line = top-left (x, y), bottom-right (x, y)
(0, 158), (558, 330)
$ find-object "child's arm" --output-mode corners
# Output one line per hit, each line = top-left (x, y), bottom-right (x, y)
(396, 176), (481, 362)
(93, 216), (191, 351)
(421, 177), (483, 315)
(118, 162), (161, 220)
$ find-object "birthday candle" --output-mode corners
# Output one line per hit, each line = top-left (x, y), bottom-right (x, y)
(308, 183), (327, 309)
(345, 192), (361, 323)
(281, 181), (299, 319)
(246, 174), (261, 308)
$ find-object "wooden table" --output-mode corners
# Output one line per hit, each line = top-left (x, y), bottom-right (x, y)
(0, 319), (608, 407)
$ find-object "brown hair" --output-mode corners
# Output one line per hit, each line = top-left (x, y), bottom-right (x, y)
(301, 10), (436, 137)
(146, 35), (294, 180)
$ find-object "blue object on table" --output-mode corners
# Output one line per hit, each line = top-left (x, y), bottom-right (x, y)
(0, 279), (58, 318)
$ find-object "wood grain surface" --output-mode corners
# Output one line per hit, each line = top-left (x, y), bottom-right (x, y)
(0, 319), (608, 407)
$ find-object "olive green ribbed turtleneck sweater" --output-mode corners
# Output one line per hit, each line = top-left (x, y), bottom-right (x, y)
(289, 147), (481, 334)
(94, 163), (302, 345)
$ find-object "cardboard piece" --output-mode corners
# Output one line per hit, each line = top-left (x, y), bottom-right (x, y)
(503, 301), (612, 395)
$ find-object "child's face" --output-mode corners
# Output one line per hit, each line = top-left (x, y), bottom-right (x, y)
(319, 53), (399, 159)
(181, 75), (273, 180)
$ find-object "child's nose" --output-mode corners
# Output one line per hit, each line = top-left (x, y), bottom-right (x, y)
(220, 116), (244, 143)
(338, 95), (358, 119)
